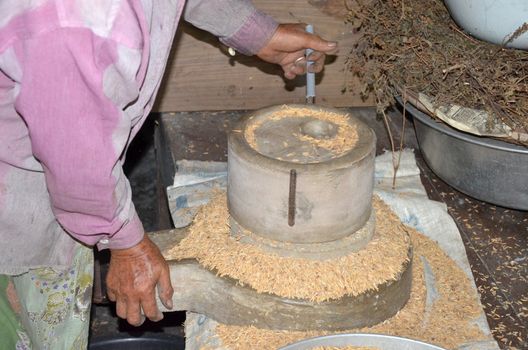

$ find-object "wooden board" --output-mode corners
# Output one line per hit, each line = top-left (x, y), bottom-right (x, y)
(153, 0), (373, 112)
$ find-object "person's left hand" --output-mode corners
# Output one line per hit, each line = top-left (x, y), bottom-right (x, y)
(106, 235), (173, 326)
(257, 23), (338, 80)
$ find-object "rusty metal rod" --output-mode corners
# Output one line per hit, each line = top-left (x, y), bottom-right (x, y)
(288, 169), (297, 226)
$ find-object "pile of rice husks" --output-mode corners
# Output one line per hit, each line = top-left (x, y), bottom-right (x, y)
(244, 105), (359, 161)
(167, 193), (410, 302)
(168, 192), (489, 349)
(346, 0), (528, 145)
(205, 225), (488, 350)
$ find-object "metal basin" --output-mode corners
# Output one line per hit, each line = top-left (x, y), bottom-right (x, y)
(406, 102), (528, 210)
(279, 333), (447, 350)
(89, 334), (185, 350)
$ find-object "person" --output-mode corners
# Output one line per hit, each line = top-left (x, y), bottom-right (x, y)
(0, 1), (337, 348)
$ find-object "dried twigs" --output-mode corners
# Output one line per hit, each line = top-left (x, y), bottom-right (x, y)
(346, 0), (528, 146)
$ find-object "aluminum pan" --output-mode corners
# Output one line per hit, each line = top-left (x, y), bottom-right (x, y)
(279, 333), (447, 350)
(405, 103), (528, 154)
(403, 101), (528, 210)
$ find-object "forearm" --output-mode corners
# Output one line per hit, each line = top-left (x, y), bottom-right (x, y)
(183, 0), (278, 55)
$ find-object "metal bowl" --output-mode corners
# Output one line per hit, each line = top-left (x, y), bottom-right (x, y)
(89, 334), (185, 350)
(406, 102), (528, 210)
(443, 0), (528, 49)
(279, 333), (447, 350)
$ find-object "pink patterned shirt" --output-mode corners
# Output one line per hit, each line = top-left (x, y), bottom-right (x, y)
(0, 0), (277, 274)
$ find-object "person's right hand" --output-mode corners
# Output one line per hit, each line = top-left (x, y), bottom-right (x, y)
(257, 23), (338, 80)
(106, 235), (174, 326)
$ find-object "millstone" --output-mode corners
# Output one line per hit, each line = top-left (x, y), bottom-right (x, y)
(154, 105), (414, 333)
(227, 104), (376, 258)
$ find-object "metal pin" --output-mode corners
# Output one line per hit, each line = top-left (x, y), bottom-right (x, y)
(305, 24), (315, 104)
(288, 169), (297, 226)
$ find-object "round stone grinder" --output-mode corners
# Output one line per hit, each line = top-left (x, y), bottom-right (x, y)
(227, 104), (376, 259)
(159, 105), (413, 331)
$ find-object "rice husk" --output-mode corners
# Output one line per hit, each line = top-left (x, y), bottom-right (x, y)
(167, 193), (410, 302)
(167, 192), (487, 350)
(212, 229), (487, 350)
(244, 105), (359, 161)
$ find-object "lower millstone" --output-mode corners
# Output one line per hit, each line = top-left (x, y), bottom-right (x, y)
(229, 210), (376, 260)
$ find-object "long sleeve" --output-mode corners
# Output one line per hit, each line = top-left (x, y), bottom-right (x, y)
(183, 0), (279, 55)
(14, 27), (145, 250)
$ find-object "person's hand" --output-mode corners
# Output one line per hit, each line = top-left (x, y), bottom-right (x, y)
(106, 235), (174, 326)
(257, 23), (338, 80)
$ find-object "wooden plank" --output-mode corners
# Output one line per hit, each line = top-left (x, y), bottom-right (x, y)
(153, 0), (373, 112)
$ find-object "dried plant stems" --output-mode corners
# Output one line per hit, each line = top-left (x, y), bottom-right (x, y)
(346, 0), (528, 146)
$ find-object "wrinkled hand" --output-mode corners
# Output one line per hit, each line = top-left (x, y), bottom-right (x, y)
(257, 23), (338, 79)
(106, 235), (173, 326)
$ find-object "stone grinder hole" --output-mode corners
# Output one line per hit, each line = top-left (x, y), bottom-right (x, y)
(301, 119), (338, 139)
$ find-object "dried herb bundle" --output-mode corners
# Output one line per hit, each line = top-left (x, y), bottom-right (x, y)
(346, 0), (528, 144)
